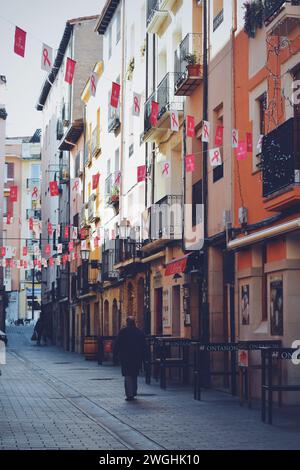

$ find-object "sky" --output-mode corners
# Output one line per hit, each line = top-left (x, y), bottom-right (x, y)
(0, 0), (105, 137)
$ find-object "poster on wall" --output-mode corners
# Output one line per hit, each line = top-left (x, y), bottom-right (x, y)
(241, 284), (250, 326)
(270, 277), (283, 336)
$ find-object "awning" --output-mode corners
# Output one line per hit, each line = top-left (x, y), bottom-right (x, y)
(227, 218), (300, 251)
(165, 254), (190, 277)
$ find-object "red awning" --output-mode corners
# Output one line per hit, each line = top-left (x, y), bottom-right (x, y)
(165, 254), (190, 277)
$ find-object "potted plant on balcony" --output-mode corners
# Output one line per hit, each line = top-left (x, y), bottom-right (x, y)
(126, 57), (135, 81)
(243, 0), (264, 38)
(108, 185), (120, 207)
(184, 52), (201, 77)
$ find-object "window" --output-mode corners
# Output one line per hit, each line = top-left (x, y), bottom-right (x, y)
(258, 92), (267, 135)
(31, 164), (40, 179)
(213, 0), (224, 31)
(115, 148), (120, 172)
(108, 25), (112, 59)
(107, 159), (111, 177)
(5, 162), (14, 181)
(192, 180), (202, 227)
(116, 9), (121, 44)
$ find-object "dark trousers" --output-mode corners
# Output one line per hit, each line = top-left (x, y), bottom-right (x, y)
(124, 376), (138, 398)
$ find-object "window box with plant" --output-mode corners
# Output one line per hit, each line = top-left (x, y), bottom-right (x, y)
(243, 0), (264, 38)
(184, 53), (202, 77)
(126, 57), (135, 81)
(107, 185), (120, 207)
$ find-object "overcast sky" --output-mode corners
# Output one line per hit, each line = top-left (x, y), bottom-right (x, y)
(0, 0), (104, 137)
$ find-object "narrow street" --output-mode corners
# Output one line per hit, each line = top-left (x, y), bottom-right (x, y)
(0, 326), (299, 451)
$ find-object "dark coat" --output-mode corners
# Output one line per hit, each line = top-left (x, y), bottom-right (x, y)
(114, 326), (146, 377)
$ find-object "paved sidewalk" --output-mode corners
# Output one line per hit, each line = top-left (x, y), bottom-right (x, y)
(0, 326), (300, 450)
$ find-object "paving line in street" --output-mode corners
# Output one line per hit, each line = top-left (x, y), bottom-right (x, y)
(7, 349), (165, 451)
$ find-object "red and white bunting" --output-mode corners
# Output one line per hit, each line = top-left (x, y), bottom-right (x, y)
(202, 121), (210, 143)
(92, 173), (100, 190)
(31, 186), (39, 200)
(57, 244), (62, 254)
(170, 110), (179, 132)
(246, 132), (253, 152)
(186, 115), (195, 138)
(65, 58), (76, 85)
(47, 223), (53, 236)
(150, 101), (159, 126)
(111, 82), (121, 108)
(41, 43), (53, 72)
(90, 71), (98, 97)
(161, 161), (171, 178)
(185, 154), (195, 173)
(71, 227), (78, 240)
(137, 165), (147, 183)
(9, 186), (18, 203)
(232, 129), (239, 148)
(236, 141), (247, 161)
(209, 148), (222, 167)
(14, 27), (26, 57)
(257, 134), (264, 153)
(49, 181), (59, 196)
(72, 178), (81, 195)
(133, 92), (141, 117)
(215, 126), (224, 146)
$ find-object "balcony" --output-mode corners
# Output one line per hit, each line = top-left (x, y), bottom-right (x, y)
(88, 193), (100, 223)
(80, 204), (89, 228)
(102, 242), (119, 282)
(105, 171), (121, 209)
(26, 178), (40, 190)
(114, 238), (142, 268)
(26, 209), (41, 220)
(265, 0), (300, 30)
(143, 73), (184, 143)
(108, 104), (121, 134)
(262, 117), (300, 211)
(174, 33), (203, 96)
(146, 0), (174, 35)
(142, 195), (183, 253)
(91, 127), (101, 157)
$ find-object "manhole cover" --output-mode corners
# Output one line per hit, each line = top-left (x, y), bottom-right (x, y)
(90, 378), (115, 381)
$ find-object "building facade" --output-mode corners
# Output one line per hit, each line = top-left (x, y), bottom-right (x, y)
(0, 75), (7, 330)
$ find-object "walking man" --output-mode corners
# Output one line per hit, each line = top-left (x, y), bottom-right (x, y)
(114, 317), (146, 401)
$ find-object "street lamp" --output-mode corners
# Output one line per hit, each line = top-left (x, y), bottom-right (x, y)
(80, 247), (90, 261)
(119, 219), (131, 239)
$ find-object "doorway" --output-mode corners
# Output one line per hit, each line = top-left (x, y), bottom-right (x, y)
(172, 285), (181, 337)
(155, 288), (163, 335)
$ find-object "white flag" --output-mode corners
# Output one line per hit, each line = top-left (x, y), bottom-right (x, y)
(161, 161), (171, 178)
(56, 224), (61, 237)
(257, 134), (264, 153)
(170, 110), (179, 132)
(72, 178), (81, 195)
(133, 92), (141, 117)
(72, 227), (78, 240)
(209, 148), (222, 168)
(81, 240), (87, 251)
(56, 256), (61, 266)
(202, 121), (210, 143)
(90, 71), (98, 97)
(41, 43), (53, 73)
(232, 129), (239, 148)
(57, 243), (62, 254)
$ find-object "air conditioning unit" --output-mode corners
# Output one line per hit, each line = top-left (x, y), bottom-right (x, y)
(238, 207), (248, 226)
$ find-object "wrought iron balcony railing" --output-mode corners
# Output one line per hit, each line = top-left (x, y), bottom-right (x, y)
(115, 239), (142, 264)
(105, 171), (121, 207)
(264, 0), (300, 24)
(174, 33), (203, 96)
(91, 127), (101, 156)
(145, 195), (183, 242)
(262, 117), (300, 198)
(102, 242), (119, 281)
(144, 73), (184, 134)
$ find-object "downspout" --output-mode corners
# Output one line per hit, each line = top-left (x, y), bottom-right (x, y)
(120, 0), (126, 220)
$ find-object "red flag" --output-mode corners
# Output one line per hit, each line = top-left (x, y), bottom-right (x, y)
(110, 82), (121, 108)
(14, 27), (26, 57)
(186, 115), (195, 138)
(246, 132), (253, 152)
(92, 173), (100, 190)
(185, 154), (195, 173)
(68, 241), (74, 252)
(80, 228), (88, 240)
(22, 246), (27, 257)
(49, 257), (54, 267)
(23, 260), (28, 269)
(9, 186), (18, 203)
(29, 217), (33, 231)
(0, 247), (6, 257)
(137, 165), (146, 183)
(47, 223), (53, 236)
(49, 181), (59, 196)
(7, 212), (11, 225)
(37, 260), (42, 270)
(65, 58), (76, 85)
(236, 141), (247, 161)
(45, 244), (51, 255)
(150, 101), (159, 126)
(94, 236), (100, 248)
(215, 126), (224, 146)
(64, 226), (69, 239)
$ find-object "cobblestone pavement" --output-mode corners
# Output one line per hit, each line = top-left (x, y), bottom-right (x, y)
(0, 326), (300, 450)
